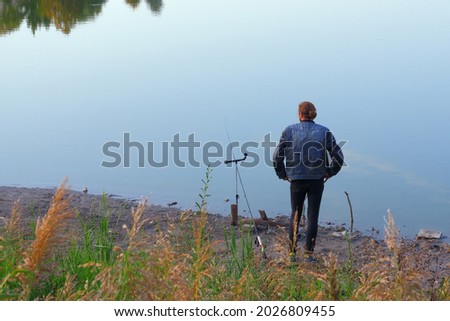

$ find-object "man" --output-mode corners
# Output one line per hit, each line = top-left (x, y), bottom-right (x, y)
(273, 101), (344, 262)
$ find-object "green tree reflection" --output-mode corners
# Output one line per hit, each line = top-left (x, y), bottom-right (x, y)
(28, 0), (107, 34)
(0, 0), (164, 36)
(0, 0), (27, 35)
(125, 0), (140, 10)
(146, 0), (163, 14)
(125, 0), (163, 14)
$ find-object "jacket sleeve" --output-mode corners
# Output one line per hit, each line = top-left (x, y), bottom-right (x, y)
(273, 130), (287, 179)
(325, 131), (344, 177)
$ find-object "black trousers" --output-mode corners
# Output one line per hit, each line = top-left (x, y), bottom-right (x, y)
(289, 179), (324, 253)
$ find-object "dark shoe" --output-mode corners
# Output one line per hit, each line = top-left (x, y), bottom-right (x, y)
(303, 253), (317, 263)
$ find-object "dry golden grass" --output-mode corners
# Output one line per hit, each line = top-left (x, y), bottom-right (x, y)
(81, 200), (149, 300)
(13, 179), (74, 299)
(353, 210), (429, 300)
(2, 178), (448, 302)
(53, 273), (78, 300)
(80, 200), (194, 301)
(231, 266), (261, 300)
(290, 209), (299, 254)
(0, 200), (22, 260)
(190, 206), (216, 300)
(309, 253), (340, 300)
(261, 209), (447, 302)
(6, 200), (22, 241)
(437, 277), (450, 300)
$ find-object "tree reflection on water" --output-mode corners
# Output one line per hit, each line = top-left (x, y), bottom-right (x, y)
(0, 0), (164, 36)
(125, 0), (163, 13)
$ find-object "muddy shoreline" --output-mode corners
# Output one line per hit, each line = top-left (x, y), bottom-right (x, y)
(0, 186), (448, 270)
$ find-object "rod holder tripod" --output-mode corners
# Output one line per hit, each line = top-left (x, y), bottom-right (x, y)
(225, 153), (247, 226)
(224, 151), (267, 259)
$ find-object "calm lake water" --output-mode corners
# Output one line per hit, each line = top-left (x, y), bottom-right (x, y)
(1, 0), (449, 238)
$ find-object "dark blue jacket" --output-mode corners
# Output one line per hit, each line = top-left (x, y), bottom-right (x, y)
(273, 120), (344, 180)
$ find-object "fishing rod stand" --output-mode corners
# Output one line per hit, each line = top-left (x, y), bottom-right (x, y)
(224, 152), (267, 259)
(224, 153), (247, 226)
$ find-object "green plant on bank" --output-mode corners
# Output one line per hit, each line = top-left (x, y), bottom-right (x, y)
(53, 194), (116, 296)
(223, 225), (255, 279)
(0, 201), (28, 300)
(190, 165), (215, 300)
(221, 223), (268, 300)
(0, 176), (449, 301)
(337, 230), (359, 299)
(26, 203), (39, 241)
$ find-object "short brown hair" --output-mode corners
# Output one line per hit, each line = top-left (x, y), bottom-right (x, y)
(299, 101), (317, 120)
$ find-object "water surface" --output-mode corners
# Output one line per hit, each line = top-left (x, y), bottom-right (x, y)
(1, 0), (449, 238)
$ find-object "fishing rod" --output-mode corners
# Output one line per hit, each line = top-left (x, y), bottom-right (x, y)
(224, 122), (267, 259)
